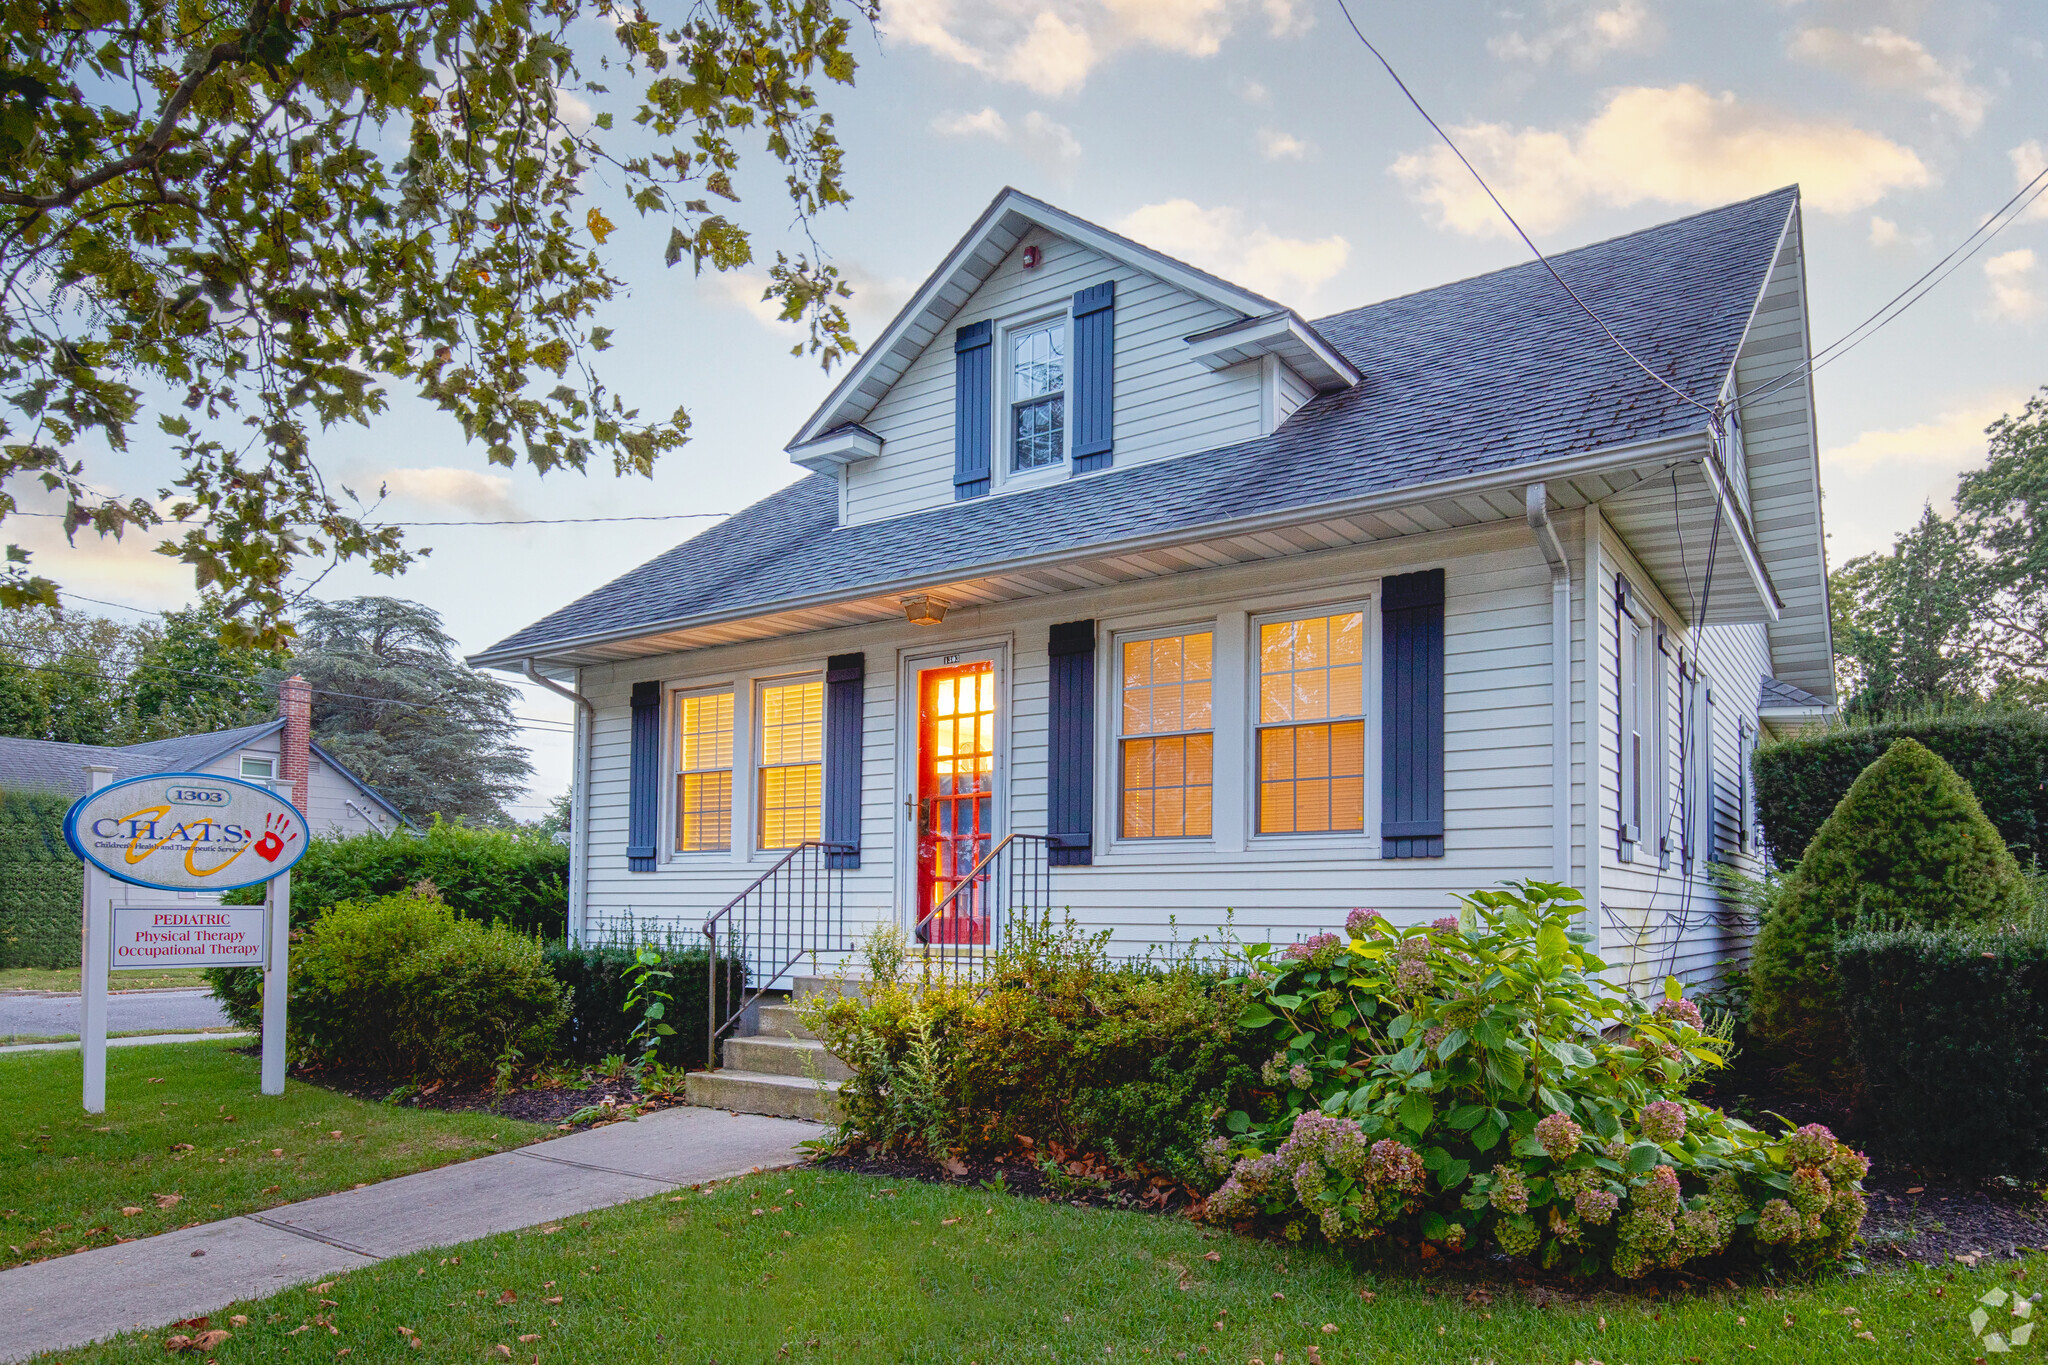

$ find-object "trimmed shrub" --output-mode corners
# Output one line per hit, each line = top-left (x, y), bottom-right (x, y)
(1208, 884), (1867, 1279)
(0, 790), (81, 969)
(1836, 926), (2048, 1180)
(1754, 709), (2048, 865)
(802, 919), (1253, 1187)
(1750, 738), (2032, 1063)
(281, 890), (568, 1082)
(543, 939), (743, 1071)
(222, 819), (567, 937)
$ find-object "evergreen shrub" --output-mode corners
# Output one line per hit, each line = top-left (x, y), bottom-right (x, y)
(1207, 884), (1867, 1279)
(1750, 738), (2031, 1062)
(1835, 926), (2048, 1180)
(801, 918), (1253, 1187)
(251, 889), (568, 1081)
(0, 790), (81, 969)
(222, 819), (567, 936)
(1753, 709), (2048, 864)
(543, 936), (743, 1071)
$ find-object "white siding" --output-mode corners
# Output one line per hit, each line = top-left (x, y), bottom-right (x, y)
(574, 520), (1579, 962)
(842, 227), (1258, 526)
(1587, 513), (1770, 993)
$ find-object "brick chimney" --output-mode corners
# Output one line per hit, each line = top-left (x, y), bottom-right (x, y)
(279, 674), (311, 813)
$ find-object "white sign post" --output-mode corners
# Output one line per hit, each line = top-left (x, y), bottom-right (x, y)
(66, 770), (309, 1114)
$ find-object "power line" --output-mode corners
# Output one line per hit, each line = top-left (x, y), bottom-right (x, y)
(8, 510), (732, 528)
(1330, 0), (1716, 418)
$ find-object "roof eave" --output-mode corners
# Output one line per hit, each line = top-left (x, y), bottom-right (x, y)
(469, 427), (1712, 669)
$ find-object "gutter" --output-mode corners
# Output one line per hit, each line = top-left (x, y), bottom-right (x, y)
(470, 428), (1715, 668)
(1526, 484), (1573, 885)
(522, 660), (595, 945)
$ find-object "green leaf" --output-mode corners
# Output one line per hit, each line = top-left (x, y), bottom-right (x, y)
(1419, 1211), (1449, 1242)
(1664, 973), (1682, 1002)
(1472, 1119), (1505, 1152)
(1268, 994), (1303, 1009)
(1536, 921), (1568, 969)
(1399, 1091), (1434, 1135)
(1440, 1158), (1471, 1188)
(1626, 1142), (1662, 1174)
(1226, 1110), (1250, 1134)
(1238, 1004), (1276, 1028)
(1446, 1104), (1487, 1131)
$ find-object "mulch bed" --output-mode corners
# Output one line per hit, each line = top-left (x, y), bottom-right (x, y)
(1702, 1070), (2048, 1266)
(231, 1045), (668, 1126)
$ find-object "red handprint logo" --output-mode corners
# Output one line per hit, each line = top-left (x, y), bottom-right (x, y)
(255, 811), (298, 862)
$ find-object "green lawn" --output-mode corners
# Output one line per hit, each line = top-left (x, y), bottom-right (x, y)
(0, 966), (215, 993)
(0, 1039), (548, 1269)
(28, 1166), (2039, 1363)
(0, 1027), (243, 1046)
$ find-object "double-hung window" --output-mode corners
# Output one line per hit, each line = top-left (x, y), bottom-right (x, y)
(1009, 319), (1066, 473)
(1616, 578), (1659, 861)
(239, 755), (275, 781)
(1118, 631), (1214, 839)
(757, 678), (824, 849)
(674, 690), (734, 853)
(1256, 609), (1367, 835)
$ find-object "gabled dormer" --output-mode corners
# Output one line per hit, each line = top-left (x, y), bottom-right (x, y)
(787, 189), (1360, 528)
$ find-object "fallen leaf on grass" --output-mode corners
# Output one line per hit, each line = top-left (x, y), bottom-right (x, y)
(1203, 1252), (1221, 1262)
(163, 1329), (229, 1352)
(940, 1156), (969, 1177)
(312, 1283), (336, 1294)
(229, 1316), (247, 1327)
(497, 1290), (517, 1305)
(170, 1144), (193, 1153)
(942, 1218), (961, 1226)
(543, 1296), (562, 1306)
(153, 1194), (182, 1209)
(519, 1334), (539, 1343)
(493, 1345), (513, 1358)
(121, 1207), (144, 1217)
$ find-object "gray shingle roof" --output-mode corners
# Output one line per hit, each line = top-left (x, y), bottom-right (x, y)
(0, 722), (284, 798)
(481, 188), (1798, 662)
(1759, 676), (1829, 711)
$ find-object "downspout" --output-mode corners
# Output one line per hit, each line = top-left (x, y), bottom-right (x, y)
(1526, 484), (1573, 885)
(523, 660), (595, 945)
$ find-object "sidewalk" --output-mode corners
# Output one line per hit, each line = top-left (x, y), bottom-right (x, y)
(0, 1105), (825, 1363)
(0, 1030), (250, 1056)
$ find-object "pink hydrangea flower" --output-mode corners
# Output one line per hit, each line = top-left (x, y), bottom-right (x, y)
(1639, 1100), (1687, 1145)
(1345, 908), (1382, 936)
(1784, 1123), (1836, 1167)
(1654, 996), (1704, 1032)
(1430, 915), (1461, 933)
(1281, 932), (1340, 962)
(1534, 1111), (1583, 1161)
(1755, 1197), (1803, 1244)
(1487, 1166), (1529, 1214)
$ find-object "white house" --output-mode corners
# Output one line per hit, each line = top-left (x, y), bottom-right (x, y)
(475, 187), (1834, 1038)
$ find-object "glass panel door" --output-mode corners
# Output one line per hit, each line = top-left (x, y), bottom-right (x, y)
(915, 660), (996, 944)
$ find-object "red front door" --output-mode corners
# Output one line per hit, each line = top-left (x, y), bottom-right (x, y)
(915, 661), (996, 944)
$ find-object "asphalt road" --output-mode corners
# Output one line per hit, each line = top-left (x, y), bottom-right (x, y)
(0, 988), (233, 1038)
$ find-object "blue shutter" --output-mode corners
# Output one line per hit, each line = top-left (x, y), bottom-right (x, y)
(626, 680), (660, 871)
(1047, 620), (1095, 866)
(954, 320), (992, 500)
(823, 652), (864, 869)
(1070, 282), (1115, 474)
(1381, 570), (1445, 859)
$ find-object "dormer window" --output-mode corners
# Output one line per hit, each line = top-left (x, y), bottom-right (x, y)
(1009, 318), (1066, 473)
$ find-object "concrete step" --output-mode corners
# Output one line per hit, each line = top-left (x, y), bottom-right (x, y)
(684, 1070), (842, 1124)
(754, 1002), (817, 1041)
(721, 1034), (852, 1082)
(792, 975), (865, 1003)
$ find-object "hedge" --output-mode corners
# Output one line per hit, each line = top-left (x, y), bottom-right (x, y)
(1836, 925), (2048, 1180)
(543, 939), (744, 1072)
(0, 790), (81, 969)
(1754, 710), (2048, 865)
(223, 820), (567, 938)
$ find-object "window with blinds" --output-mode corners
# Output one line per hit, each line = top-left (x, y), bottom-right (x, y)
(1256, 610), (1366, 835)
(674, 690), (734, 853)
(1118, 630), (1214, 839)
(758, 679), (824, 849)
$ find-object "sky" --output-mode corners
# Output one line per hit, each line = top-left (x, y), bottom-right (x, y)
(15, 0), (2047, 816)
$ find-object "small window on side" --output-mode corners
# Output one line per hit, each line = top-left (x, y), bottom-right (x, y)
(1009, 320), (1066, 473)
(240, 756), (275, 780)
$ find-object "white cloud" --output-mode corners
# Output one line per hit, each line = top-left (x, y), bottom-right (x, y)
(1819, 393), (2028, 558)
(1261, 0), (1312, 38)
(1257, 128), (1309, 161)
(1237, 78), (1269, 104)
(377, 467), (522, 519)
(1489, 0), (1658, 69)
(931, 106), (1083, 176)
(881, 0), (1279, 95)
(1390, 84), (1931, 239)
(2013, 141), (2048, 223)
(1787, 26), (1989, 131)
(1112, 200), (1349, 308)
(552, 89), (595, 130)
(1984, 249), (2042, 323)
(1868, 215), (1899, 247)
(932, 107), (1009, 139)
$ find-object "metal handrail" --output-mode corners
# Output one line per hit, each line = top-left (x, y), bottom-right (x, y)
(915, 831), (1055, 977)
(702, 840), (856, 1053)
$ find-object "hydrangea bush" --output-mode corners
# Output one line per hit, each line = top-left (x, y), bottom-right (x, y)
(1203, 881), (1867, 1277)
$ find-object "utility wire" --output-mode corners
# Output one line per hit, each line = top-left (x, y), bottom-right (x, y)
(1330, 0), (1716, 417)
(8, 510), (732, 527)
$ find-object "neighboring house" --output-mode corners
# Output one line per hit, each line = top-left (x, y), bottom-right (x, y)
(0, 675), (408, 859)
(474, 186), (1835, 997)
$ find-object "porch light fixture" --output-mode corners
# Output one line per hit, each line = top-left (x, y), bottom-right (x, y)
(901, 593), (949, 626)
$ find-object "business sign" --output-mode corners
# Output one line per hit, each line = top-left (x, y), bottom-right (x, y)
(65, 772), (308, 892)
(111, 905), (266, 970)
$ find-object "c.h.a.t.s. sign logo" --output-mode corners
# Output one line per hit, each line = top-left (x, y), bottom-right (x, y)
(65, 772), (309, 892)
